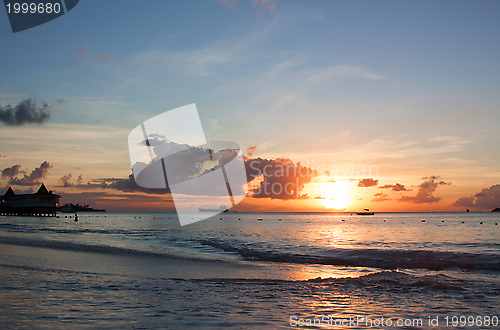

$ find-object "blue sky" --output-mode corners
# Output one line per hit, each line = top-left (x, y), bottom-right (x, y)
(1, 0), (500, 210)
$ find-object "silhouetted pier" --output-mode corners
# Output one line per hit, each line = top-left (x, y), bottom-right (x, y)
(0, 184), (60, 217)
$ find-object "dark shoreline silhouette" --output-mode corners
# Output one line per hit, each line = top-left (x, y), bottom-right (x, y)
(59, 203), (106, 213)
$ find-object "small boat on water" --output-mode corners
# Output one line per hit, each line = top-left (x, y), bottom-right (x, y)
(198, 205), (228, 213)
(356, 208), (374, 215)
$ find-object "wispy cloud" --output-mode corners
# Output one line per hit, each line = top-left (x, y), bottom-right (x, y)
(0, 123), (131, 178)
(130, 47), (234, 77)
(67, 47), (111, 64)
(252, 0), (279, 14)
(217, 0), (279, 15)
(306, 65), (387, 83)
(66, 47), (88, 64)
(95, 52), (111, 62)
(372, 192), (391, 202)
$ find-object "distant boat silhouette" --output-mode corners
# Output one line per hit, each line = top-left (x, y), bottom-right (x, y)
(198, 205), (228, 213)
(356, 208), (374, 215)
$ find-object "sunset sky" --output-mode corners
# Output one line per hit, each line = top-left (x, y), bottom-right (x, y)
(1, 0), (500, 212)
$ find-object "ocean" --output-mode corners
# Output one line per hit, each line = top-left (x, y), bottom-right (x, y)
(0, 212), (499, 329)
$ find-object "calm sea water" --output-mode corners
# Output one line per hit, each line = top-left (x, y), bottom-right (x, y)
(1, 212), (499, 328)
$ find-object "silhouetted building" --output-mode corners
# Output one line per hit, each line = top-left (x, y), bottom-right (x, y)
(0, 183), (60, 217)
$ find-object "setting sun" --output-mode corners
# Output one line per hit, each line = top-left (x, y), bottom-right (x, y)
(316, 180), (354, 210)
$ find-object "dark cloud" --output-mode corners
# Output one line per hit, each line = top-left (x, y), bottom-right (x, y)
(452, 184), (500, 210)
(380, 183), (410, 191)
(132, 139), (248, 196)
(400, 176), (450, 204)
(59, 173), (73, 187)
(56, 173), (84, 188)
(0, 99), (50, 126)
(2, 164), (21, 178)
(358, 178), (378, 187)
(244, 157), (316, 199)
(372, 193), (391, 202)
(54, 172), (167, 194)
(78, 143), (315, 200)
(133, 139), (212, 186)
(87, 174), (170, 194)
(9, 161), (53, 186)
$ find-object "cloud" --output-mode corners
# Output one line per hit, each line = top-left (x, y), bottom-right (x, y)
(54, 171), (168, 195)
(245, 157), (316, 199)
(2, 164), (21, 179)
(6, 161), (53, 186)
(0, 99), (50, 126)
(54, 173), (83, 188)
(59, 173), (73, 187)
(252, 0), (279, 13)
(246, 145), (257, 156)
(217, 0), (278, 14)
(400, 176), (450, 204)
(94, 52), (111, 62)
(380, 183), (410, 191)
(91, 156), (313, 199)
(9, 161), (53, 186)
(66, 47), (88, 64)
(452, 184), (500, 210)
(67, 48), (111, 64)
(358, 178), (378, 187)
(132, 47), (234, 77)
(306, 65), (387, 83)
(372, 193), (391, 202)
(86, 174), (170, 194)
